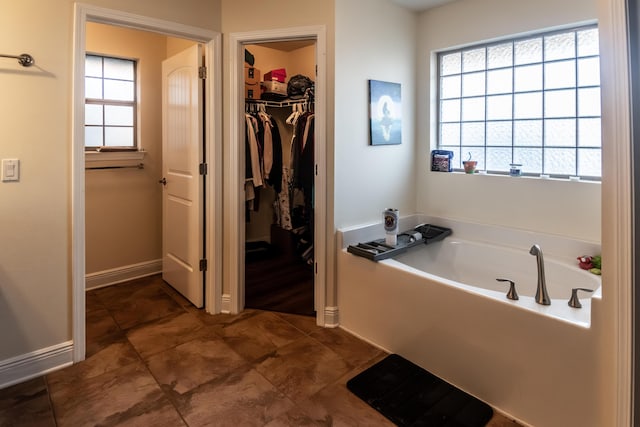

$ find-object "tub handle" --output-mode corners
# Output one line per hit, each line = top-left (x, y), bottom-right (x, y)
(568, 288), (593, 308)
(496, 278), (519, 300)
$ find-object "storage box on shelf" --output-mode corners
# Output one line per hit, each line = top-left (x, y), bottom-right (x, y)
(244, 65), (261, 85)
(261, 80), (287, 96)
(245, 83), (260, 100)
(264, 68), (286, 83)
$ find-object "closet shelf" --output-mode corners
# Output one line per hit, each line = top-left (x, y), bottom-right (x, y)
(245, 99), (310, 108)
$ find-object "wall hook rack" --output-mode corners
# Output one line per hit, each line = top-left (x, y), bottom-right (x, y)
(0, 53), (35, 67)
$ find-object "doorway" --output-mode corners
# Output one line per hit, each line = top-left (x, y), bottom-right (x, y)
(84, 23), (205, 307)
(227, 27), (328, 326)
(243, 40), (316, 316)
(72, 4), (222, 362)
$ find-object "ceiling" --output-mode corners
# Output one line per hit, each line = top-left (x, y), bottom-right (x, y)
(390, 0), (457, 12)
(251, 1), (458, 52)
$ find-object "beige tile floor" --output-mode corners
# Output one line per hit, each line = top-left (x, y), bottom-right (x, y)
(0, 275), (521, 426)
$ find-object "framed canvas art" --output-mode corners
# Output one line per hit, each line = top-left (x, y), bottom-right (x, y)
(368, 80), (402, 145)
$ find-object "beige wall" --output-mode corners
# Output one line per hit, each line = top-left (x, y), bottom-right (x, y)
(85, 24), (197, 275)
(416, 0), (601, 242)
(0, 0), (219, 362)
(85, 23), (165, 275)
(246, 43), (316, 83)
(166, 37), (199, 58)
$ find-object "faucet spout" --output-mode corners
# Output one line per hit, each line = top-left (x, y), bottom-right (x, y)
(529, 244), (551, 305)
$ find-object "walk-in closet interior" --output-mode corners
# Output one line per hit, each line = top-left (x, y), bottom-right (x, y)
(243, 40), (317, 316)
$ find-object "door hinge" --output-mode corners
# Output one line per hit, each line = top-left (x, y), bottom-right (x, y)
(199, 66), (207, 79)
(199, 163), (208, 175)
(315, 164), (318, 176)
(199, 259), (208, 272)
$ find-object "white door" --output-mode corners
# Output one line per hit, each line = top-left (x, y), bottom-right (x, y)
(161, 44), (204, 307)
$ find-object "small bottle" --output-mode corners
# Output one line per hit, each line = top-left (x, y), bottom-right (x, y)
(509, 163), (522, 177)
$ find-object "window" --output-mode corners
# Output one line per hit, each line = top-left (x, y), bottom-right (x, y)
(84, 54), (137, 150)
(437, 25), (601, 179)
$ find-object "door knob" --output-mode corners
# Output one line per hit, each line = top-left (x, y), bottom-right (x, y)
(158, 177), (167, 186)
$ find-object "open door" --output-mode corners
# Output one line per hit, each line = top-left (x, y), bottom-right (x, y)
(160, 44), (204, 307)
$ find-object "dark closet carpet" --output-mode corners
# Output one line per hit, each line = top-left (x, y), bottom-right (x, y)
(245, 244), (315, 317)
(347, 354), (494, 427)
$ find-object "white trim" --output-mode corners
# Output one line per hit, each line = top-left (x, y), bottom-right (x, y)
(0, 342), (73, 390)
(205, 31), (223, 315)
(85, 259), (162, 290)
(85, 150), (146, 163)
(221, 293), (232, 314)
(72, 3), (87, 364)
(323, 306), (339, 328)
(73, 2), (223, 362)
(598, 0), (633, 424)
(228, 26), (328, 326)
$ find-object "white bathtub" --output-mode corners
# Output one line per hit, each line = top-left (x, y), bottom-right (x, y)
(337, 215), (602, 427)
(386, 237), (601, 327)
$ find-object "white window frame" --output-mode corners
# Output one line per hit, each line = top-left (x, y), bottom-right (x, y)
(84, 53), (138, 152)
(436, 24), (601, 180)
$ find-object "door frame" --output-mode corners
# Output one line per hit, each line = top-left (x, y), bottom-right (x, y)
(228, 26), (329, 326)
(71, 3), (223, 362)
(599, 0), (634, 424)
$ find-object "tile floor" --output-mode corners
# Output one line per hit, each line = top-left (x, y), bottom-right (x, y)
(0, 275), (521, 426)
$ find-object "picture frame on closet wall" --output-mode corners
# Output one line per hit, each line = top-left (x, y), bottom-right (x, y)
(368, 79), (402, 146)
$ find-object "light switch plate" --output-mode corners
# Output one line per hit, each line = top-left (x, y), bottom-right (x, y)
(2, 159), (20, 182)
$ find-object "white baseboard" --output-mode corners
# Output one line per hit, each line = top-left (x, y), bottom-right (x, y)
(323, 306), (339, 328)
(221, 293), (232, 313)
(85, 259), (162, 290)
(0, 341), (73, 390)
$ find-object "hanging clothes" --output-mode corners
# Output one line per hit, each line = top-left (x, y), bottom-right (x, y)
(245, 101), (313, 250)
(257, 112), (283, 193)
(245, 113), (263, 189)
(295, 112), (314, 205)
(275, 167), (293, 230)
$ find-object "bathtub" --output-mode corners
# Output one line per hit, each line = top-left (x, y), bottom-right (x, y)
(386, 236), (601, 327)
(337, 215), (602, 427)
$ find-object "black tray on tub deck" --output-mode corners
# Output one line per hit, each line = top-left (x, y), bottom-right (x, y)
(347, 224), (451, 262)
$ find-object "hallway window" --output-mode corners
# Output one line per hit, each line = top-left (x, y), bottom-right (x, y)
(437, 25), (601, 179)
(84, 54), (137, 150)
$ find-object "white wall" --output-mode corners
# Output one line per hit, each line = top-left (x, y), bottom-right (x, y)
(416, 0), (601, 243)
(334, 0), (417, 229)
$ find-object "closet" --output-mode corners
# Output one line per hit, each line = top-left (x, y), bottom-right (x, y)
(243, 40), (316, 316)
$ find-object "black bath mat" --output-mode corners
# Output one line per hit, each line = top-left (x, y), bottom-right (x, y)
(347, 354), (493, 427)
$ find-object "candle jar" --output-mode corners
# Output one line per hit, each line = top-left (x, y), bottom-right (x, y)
(509, 163), (522, 177)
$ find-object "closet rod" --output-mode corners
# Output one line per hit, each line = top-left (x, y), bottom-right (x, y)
(0, 53), (34, 67)
(86, 163), (144, 171)
(245, 99), (310, 108)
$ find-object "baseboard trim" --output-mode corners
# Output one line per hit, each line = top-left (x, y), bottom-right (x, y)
(324, 306), (339, 328)
(0, 341), (73, 390)
(221, 293), (232, 313)
(85, 259), (162, 290)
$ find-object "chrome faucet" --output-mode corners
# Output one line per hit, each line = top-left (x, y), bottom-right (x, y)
(529, 244), (551, 305)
